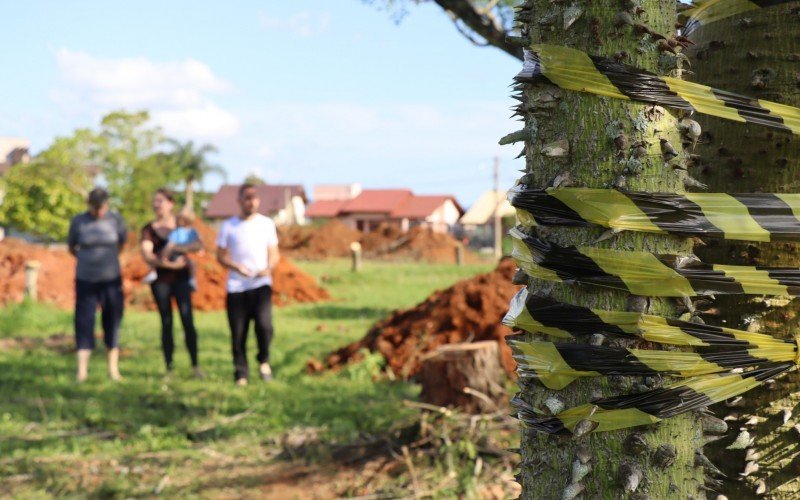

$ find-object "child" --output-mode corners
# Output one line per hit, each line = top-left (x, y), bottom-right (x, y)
(142, 207), (199, 290)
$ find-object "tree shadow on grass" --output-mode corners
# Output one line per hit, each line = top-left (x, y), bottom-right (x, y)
(299, 304), (392, 321)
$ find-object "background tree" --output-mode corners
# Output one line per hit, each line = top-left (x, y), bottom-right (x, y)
(685, 4), (800, 497)
(364, 0), (524, 59)
(167, 139), (226, 212)
(243, 172), (267, 186)
(511, 1), (704, 497)
(0, 131), (95, 240)
(95, 110), (183, 230)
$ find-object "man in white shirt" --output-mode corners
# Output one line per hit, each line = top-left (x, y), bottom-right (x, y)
(216, 184), (280, 385)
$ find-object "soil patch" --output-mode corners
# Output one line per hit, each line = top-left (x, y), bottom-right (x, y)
(0, 220), (329, 311)
(313, 258), (521, 378)
(280, 220), (476, 264)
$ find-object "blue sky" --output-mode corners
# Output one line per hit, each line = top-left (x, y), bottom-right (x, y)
(0, 1), (521, 206)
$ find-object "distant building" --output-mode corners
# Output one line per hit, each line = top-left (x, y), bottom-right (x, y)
(459, 190), (516, 248)
(305, 185), (463, 233)
(0, 137), (31, 176)
(205, 184), (307, 226)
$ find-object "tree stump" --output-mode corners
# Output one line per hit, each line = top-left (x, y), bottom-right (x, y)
(419, 340), (507, 414)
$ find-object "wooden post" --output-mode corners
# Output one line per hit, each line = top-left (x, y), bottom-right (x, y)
(455, 242), (464, 266)
(25, 260), (41, 301)
(493, 156), (502, 260)
(350, 242), (362, 273)
(419, 340), (506, 414)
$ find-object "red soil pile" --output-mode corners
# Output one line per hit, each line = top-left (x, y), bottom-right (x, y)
(314, 258), (521, 378)
(281, 220), (470, 264)
(278, 220), (361, 260)
(0, 238), (76, 309)
(0, 220), (329, 311)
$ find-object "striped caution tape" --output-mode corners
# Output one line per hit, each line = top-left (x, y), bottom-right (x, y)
(511, 363), (793, 435)
(503, 289), (795, 349)
(510, 227), (800, 297)
(681, 0), (798, 35)
(509, 184), (800, 243)
(508, 337), (794, 390)
(516, 44), (800, 135)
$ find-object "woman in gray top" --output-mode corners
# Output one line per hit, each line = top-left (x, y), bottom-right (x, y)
(67, 187), (127, 382)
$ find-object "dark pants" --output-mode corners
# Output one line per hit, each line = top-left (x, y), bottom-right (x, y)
(74, 278), (124, 350)
(151, 280), (199, 369)
(226, 285), (273, 380)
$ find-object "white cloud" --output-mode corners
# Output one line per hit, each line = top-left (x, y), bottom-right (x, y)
(51, 48), (240, 140)
(222, 100), (517, 191)
(257, 10), (331, 37)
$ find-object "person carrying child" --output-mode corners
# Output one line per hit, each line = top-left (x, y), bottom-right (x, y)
(140, 188), (204, 378)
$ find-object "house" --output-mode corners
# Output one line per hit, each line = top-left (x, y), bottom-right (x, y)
(459, 189), (517, 248)
(205, 184), (307, 226)
(305, 185), (463, 233)
(0, 137), (31, 176)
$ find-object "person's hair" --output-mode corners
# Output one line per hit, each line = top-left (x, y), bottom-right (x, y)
(177, 206), (196, 224)
(87, 187), (109, 209)
(154, 187), (176, 203)
(238, 183), (257, 197)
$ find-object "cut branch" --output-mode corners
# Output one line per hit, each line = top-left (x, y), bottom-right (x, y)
(432, 0), (523, 60)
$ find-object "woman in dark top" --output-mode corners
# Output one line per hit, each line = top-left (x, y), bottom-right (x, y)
(140, 188), (204, 378)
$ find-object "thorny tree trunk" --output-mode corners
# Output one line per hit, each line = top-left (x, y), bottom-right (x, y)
(511, 1), (705, 498)
(686, 4), (800, 498)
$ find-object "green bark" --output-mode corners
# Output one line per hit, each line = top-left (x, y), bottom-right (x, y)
(512, 1), (705, 498)
(686, 3), (800, 498)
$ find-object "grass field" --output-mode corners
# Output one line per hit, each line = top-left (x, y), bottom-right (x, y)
(0, 260), (508, 498)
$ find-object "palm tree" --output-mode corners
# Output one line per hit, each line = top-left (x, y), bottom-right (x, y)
(167, 140), (227, 210)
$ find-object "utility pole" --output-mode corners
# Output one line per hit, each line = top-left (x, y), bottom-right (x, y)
(493, 156), (501, 259)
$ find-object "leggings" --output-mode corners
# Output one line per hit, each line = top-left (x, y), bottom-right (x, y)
(226, 285), (273, 380)
(75, 278), (124, 350)
(150, 280), (198, 369)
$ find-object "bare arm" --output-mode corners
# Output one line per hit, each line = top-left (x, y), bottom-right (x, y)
(217, 247), (253, 276)
(268, 245), (280, 271)
(141, 239), (185, 269)
(256, 245), (280, 277)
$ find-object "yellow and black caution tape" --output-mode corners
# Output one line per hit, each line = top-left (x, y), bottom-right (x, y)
(681, 0), (797, 35)
(504, 289), (795, 349)
(509, 337), (794, 390)
(510, 227), (800, 297)
(516, 44), (800, 135)
(509, 184), (800, 243)
(504, 293), (800, 432)
(511, 363), (793, 435)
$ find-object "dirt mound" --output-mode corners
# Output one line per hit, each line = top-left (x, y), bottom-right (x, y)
(0, 239), (76, 309)
(314, 258), (521, 378)
(278, 220), (361, 260)
(0, 221), (329, 311)
(281, 220), (470, 264)
(365, 225), (464, 264)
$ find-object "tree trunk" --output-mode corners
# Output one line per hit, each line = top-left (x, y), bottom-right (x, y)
(512, 1), (705, 498)
(419, 340), (506, 414)
(185, 180), (194, 212)
(686, 4), (800, 498)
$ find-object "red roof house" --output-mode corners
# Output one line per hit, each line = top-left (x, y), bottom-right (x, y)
(205, 184), (307, 225)
(305, 186), (462, 233)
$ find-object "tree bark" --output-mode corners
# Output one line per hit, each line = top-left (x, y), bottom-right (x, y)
(686, 4), (800, 498)
(512, 1), (705, 498)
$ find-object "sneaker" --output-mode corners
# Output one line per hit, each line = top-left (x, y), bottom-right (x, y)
(193, 367), (206, 380)
(142, 270), (158, 284)
(235, 378), (248, 386)
(259, 363), (273, 382)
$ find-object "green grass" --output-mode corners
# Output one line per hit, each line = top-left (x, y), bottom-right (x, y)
(0, 260), (493, 497)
